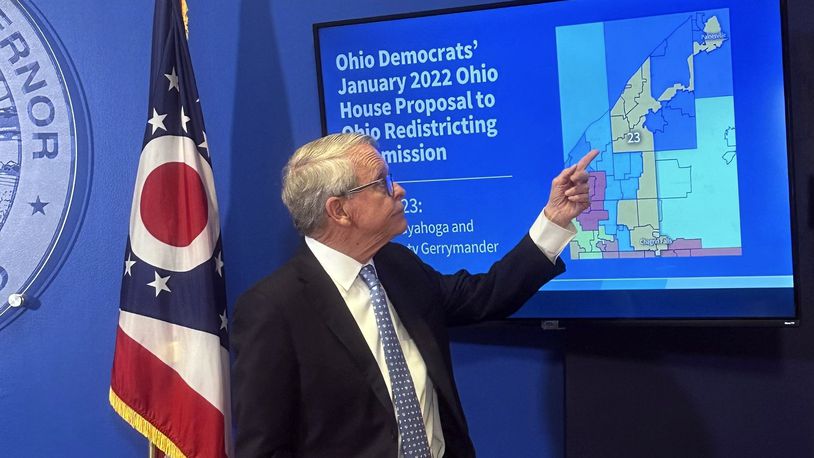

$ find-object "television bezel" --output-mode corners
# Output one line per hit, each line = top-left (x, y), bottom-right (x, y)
(312, 0), (800, 327)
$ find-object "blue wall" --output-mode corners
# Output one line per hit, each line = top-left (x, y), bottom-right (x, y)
(6, 1), (808, 457)
(0, 1), (563, 456)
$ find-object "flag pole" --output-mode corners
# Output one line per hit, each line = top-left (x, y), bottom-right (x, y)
(149, 442), (166, 458)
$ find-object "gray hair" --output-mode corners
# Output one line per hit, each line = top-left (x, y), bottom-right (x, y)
(281, 133), (377, 235)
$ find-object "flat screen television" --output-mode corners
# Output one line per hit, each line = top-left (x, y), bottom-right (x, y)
(314, 0), (799, 325)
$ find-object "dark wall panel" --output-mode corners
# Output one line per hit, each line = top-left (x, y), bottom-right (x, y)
(565, 2), (814, 456)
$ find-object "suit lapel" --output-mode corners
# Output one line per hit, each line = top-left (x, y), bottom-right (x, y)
(294, 244), (395, 420)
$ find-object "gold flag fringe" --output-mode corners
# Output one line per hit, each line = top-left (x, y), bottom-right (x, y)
(180, 0), (189, 37)
(109, 388), (187, 458)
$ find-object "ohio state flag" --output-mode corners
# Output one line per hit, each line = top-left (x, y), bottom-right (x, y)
(109, 1), (231, 456)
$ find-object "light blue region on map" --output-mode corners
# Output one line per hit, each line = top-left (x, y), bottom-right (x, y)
(604, 177), (622, 201)
(594, 151), (642, 202)
(619, 153), (642, 199)
(612, 152), (630, 179)
(582, 134), (615, 186)
(556, 22), (609, 160)
(655, 158), (692, 198)
(567, 135), (591, 168)
(658, 96), (741, 247)
(616, 225), (633, 250)
(600, 203), (619, 236)
(585, 111), (612, 155)
(604, 152), (642, 201)
(620, 178), (640, 200)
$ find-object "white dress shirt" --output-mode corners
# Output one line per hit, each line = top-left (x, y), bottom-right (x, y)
(304, 210), (575, 458)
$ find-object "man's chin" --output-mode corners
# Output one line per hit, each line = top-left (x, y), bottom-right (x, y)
(393, 215), (408, 235)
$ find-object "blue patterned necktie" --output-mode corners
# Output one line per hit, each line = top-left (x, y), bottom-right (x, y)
(359, 264), (432, 458)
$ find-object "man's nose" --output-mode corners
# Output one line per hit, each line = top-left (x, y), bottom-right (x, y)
(393, 181), (406, 199)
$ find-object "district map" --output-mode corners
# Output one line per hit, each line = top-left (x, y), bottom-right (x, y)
(556, 10), (741, 260)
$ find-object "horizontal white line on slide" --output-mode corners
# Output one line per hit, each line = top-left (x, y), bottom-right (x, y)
(398, 175), (513, 184)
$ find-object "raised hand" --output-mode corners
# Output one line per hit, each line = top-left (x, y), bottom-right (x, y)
(543, 149), (599, 228)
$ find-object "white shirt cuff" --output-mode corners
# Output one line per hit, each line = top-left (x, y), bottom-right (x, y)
(528, 210), (577, 264)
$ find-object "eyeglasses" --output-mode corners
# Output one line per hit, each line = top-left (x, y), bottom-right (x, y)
(342, 174), (395, 197)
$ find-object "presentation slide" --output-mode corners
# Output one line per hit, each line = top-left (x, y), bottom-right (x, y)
(316, 0), (796, 320)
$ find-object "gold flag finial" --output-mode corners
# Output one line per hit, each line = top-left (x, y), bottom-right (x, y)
(181, 0), (189, 37)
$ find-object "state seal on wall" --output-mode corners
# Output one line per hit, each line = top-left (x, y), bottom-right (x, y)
(0, 0), (91, 326)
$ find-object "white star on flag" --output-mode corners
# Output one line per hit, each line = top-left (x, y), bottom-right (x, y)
(124, 253), (136, 277)
(148, 108), (167, 134)
(147, 271), (171, 297)
(198, 131), (208, 150)
(219, 311), (228, 331)
(180, 106), (190, 133)
(215, 251), (224, 277)
(164, 67), (179, 92)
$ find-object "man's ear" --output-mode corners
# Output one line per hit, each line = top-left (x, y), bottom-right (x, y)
(325, 196), (352, 227)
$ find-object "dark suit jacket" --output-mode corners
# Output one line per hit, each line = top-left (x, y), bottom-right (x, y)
(231, 235), (565, 458)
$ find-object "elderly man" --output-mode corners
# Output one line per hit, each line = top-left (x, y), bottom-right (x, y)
(232, 133), (597, 458)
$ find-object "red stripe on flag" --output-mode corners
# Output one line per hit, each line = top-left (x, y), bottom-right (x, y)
(111, 326), (226, 458)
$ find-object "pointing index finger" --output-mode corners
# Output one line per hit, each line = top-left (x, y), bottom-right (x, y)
(576, 149), (599, 171)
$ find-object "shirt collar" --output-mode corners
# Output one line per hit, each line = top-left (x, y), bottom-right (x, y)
(304, 236), (373, 292)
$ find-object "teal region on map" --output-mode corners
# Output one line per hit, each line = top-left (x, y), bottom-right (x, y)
(556, 9), (741, 260)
